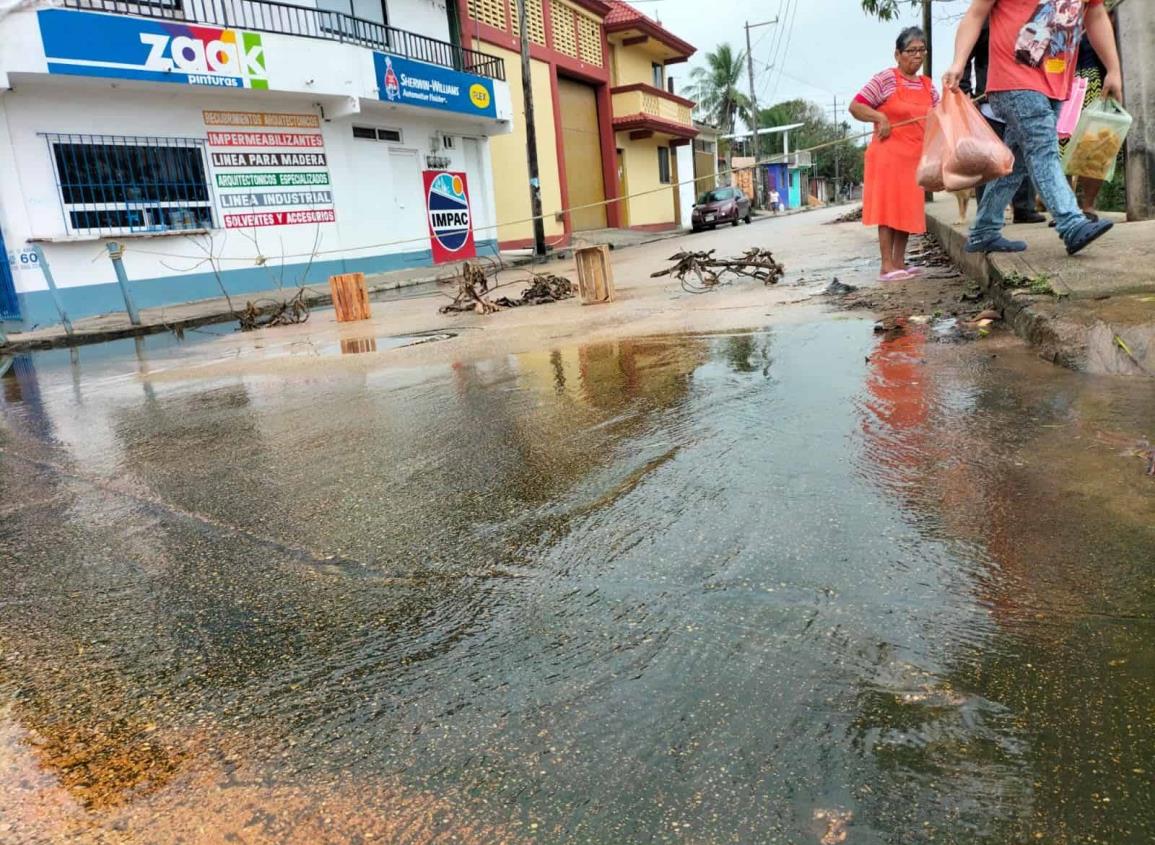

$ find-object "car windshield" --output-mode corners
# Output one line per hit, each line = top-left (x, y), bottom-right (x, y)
(699, 190), (731, 204)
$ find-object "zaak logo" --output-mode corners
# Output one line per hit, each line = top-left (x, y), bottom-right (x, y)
(141, 28), (267, 88)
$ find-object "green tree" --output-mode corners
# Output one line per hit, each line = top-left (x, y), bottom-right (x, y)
(686, 43), (751, 140)
(757, 99), (866, 185)
(860, 0), (921, 20)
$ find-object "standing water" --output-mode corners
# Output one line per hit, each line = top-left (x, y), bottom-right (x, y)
(1, 319), (1152, 843)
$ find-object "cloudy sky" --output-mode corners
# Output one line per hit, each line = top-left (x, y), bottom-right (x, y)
(646, 0), (973, 130)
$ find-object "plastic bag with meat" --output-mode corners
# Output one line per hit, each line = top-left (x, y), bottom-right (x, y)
(939, 89), (1014, 190)
(917, 108), (947, 192)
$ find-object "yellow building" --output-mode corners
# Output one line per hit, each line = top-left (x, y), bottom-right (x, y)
(458, 0), (697, 248)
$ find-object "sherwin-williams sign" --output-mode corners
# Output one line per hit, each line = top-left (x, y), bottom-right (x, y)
(38, 9), (268, 89)
(374, 53), (496, 118)
(424, 171), (476, 264)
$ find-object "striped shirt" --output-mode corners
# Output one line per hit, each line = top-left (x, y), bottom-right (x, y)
(854, 70), (941, 109)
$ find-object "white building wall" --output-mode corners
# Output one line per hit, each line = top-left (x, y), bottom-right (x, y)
(676, 144), (694, 231)
(1, 82), (499, 292)
(388, 0), (453, 42)
(0, 4), (510, 324)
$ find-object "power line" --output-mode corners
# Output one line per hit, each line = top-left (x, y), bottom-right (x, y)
(766, 0), (800, 105)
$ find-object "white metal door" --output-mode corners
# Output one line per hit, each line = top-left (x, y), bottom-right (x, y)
(388, 148), (426, 248)
(461, 138), (492, 247)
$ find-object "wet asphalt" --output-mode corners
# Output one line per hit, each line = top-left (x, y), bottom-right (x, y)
(1, 227), (1154, 844)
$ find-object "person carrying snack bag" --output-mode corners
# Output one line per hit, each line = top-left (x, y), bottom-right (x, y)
(942, 0), (1123, 256)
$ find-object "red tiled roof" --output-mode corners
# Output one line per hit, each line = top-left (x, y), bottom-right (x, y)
(605, 0), (644, 25)
(603, 0), (695, 59)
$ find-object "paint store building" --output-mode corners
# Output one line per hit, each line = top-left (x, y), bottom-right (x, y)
(0, 0), (512, 327)
(459, 0), (697, 249)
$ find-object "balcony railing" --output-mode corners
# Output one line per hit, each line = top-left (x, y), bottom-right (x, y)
(610, 85), (694, 130)
(60, 0), (506, 81)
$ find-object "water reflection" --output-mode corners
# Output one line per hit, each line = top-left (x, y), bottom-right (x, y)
(0, 324), (1152, 843)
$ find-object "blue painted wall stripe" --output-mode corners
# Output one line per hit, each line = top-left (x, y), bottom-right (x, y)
(13, 240), (499, 328)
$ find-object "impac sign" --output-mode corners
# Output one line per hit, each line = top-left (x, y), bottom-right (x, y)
(39, 10), (268, 89)
(423, 171), (476, 264)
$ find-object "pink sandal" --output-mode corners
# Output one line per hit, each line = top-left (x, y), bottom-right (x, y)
(878, 269), (912, 282)
(903, 266), (924, 277)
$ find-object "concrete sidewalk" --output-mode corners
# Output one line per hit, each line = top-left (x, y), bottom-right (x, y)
(0, 207), (817, 353)
(925, 196), (1155, 376)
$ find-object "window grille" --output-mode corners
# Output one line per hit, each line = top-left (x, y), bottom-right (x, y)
(510, 0), (545, 45)
(550, 0), (577, 57)
(469, 0), (507, 30)
(44, 134), (214, 236)
(353, 125), (403, 142)
(658, 146), (671, 184)
(575, 12), (603, 67)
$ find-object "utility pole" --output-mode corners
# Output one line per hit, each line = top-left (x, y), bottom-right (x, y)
(744, 18), (777, 208)
(1117, 0), (1154, 220)
(518, 0), (546, 257)
(833, 95), (841, 203)
(922, 0), (933, 78)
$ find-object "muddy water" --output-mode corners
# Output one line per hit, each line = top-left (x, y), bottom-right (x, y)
(1, 321), (1153, 844)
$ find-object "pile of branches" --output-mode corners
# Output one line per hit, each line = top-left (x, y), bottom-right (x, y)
(651, 248), (785, 294)
(238, 288), (310, 331)
(494, 273), (573, 308)
(828, 206), (864, 224)
(439, 261), (574, 315)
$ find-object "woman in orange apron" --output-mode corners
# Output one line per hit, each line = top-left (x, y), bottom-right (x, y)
(851, 27), (939, 282)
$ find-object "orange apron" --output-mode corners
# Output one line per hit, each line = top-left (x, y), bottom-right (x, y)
(862, 69), (934, 235)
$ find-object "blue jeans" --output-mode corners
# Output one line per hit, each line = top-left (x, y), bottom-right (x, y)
(970, 90), (1085, 244)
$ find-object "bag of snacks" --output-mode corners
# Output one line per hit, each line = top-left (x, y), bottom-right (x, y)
(1063, 98), (1132, 182)
(939, 89), (1014, 191)
(917, 108), (947, 192)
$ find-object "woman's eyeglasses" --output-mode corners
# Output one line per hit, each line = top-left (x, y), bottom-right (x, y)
(902, 47), (928, 56)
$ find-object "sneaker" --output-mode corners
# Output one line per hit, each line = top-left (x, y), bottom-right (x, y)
(1064, 218), (1113, 256)
(965, 236), (1028, 254)
(1013, 211), (1047, 224)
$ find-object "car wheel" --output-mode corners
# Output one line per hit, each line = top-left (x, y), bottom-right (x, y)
(744, 213), (752, 225)
(730, 218), (739, 227)
(692, 225), (701, 233)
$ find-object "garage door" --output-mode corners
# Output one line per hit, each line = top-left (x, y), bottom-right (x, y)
(557, 77), (607, 232)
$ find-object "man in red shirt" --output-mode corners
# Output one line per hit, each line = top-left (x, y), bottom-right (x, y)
(943, 0), (1122, 255)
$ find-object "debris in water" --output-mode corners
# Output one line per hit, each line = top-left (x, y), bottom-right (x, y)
(440, 261), (574, 315)
(814, 808), (853, 845)
(824, 278), (858, 296)
(494, 274), (574, 308)
(651, 248), (785, 293)
(440, 261), (501, 315)
(238, 288), (310, 331)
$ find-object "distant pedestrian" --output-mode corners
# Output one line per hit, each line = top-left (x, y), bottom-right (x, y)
(850, 26), (940, 282)
(943, 0), (1122, 256)
(769, 188), (781, 214)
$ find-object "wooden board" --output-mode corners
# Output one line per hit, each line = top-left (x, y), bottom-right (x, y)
(329, 272), (371, 322)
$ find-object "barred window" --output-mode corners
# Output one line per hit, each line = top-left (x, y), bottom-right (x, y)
(658, 146), (671, 184)
(45, 134), (215, 236)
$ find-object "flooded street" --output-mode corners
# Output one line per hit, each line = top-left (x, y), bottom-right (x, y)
(2, 229), (1154, 843)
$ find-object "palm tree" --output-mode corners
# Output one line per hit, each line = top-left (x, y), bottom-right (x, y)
(686, 43), (751, 144)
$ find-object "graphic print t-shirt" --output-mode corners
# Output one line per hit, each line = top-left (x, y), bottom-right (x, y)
(987, 0), (1104, 100)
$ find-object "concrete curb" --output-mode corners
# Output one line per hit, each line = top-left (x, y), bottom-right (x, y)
(925, 210), (1102, 371)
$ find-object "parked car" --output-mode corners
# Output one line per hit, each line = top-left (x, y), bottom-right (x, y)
(691, 187), (752, 232)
